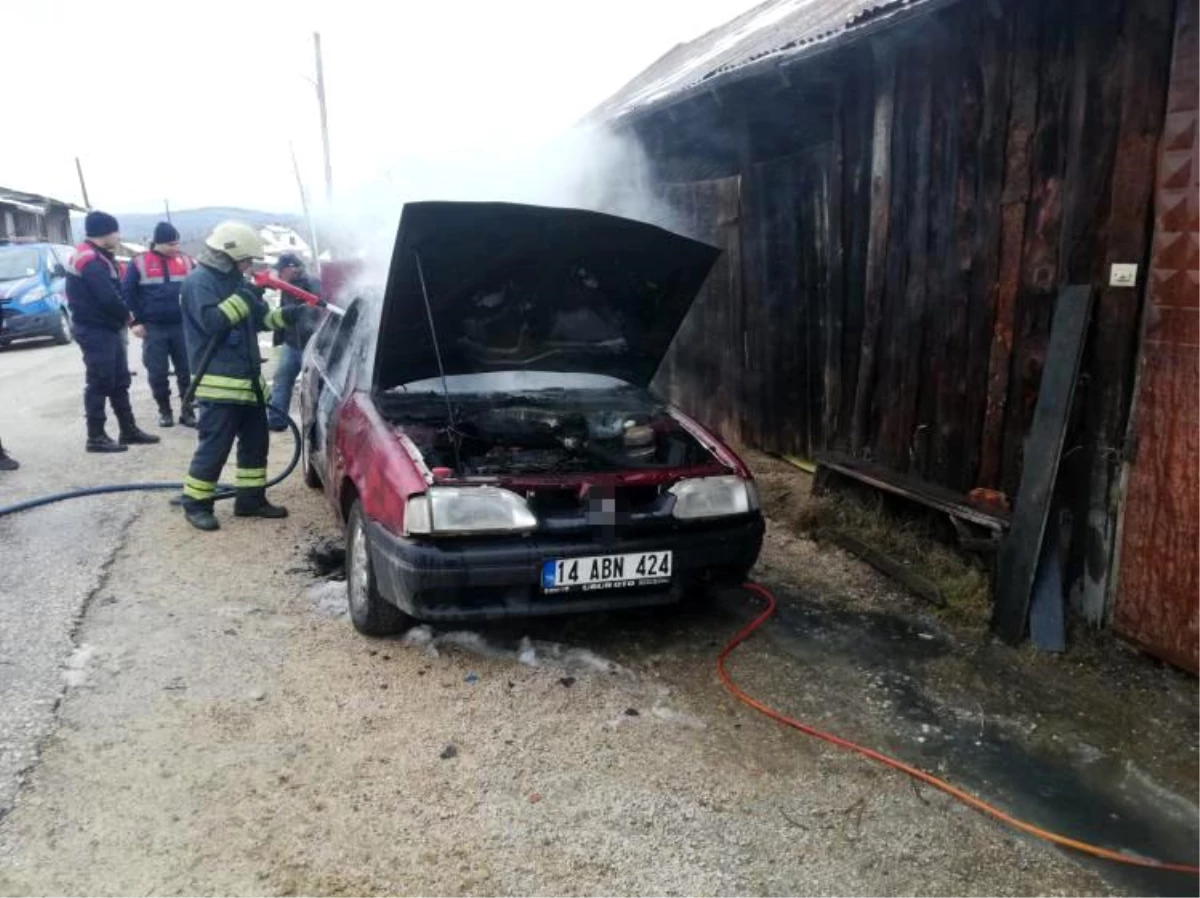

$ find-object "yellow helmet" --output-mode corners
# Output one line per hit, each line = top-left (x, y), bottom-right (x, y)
(204, 221), (265, 262)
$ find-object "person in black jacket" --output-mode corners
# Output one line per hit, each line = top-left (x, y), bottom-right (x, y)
(65, 211), (159, 453)
(124, 221), (197, 427)
(267, 253), (321, 431)
(179, 222), (299, 532)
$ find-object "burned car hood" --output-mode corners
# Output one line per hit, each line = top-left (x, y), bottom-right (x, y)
(374, 201), (719, 390)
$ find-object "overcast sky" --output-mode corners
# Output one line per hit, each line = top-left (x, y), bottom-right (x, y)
(5, 0), (754, 215)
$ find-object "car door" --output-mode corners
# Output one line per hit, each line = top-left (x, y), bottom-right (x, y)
(307, 302), (362, 483)
(301, 311), (344, 482)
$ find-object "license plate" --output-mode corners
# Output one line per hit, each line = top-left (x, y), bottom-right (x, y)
(542, 551), (672, 594)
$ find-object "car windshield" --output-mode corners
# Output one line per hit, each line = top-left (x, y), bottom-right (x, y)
(394, 371), (629, 395)
(0, 248), (40, 282)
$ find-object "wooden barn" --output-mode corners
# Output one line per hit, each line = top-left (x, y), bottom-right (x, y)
(591, 0), (1198, 668)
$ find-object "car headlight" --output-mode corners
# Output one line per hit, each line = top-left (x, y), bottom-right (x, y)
(404, 486), (537, 536)
(19, 287), (48, 305)
(669, 475), (758, 520)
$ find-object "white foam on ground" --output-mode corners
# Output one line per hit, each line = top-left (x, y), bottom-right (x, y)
(651, 705), (708, 730)
(399, 626), (624, 676)
(306, 580), (348, 618)
(62, 643), (96, 687)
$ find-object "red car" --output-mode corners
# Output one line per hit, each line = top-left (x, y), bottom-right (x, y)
(300, 202), (764, 636)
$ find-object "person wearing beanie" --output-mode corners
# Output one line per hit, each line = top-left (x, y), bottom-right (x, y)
(266, 253), (322, 432)
(66, 211), (159, 452)
(123, 221), (197, 427)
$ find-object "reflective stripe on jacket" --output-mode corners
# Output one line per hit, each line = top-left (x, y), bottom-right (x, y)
(180, 261), (288, 405)
(124, 251), (195, 326)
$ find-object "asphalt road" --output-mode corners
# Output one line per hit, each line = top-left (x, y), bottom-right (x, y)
(0, 337), (193, 817)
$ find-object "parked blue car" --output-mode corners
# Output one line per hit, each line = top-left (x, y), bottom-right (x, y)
(0, 242), (75, 347)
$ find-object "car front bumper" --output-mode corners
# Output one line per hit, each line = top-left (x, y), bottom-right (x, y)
(0, 309), (58, 340)
(366, 515), (765, 621)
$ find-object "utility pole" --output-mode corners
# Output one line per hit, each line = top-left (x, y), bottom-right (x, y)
(314, 32), (333, 202)
(74, 157), (91, 209)
(290, 142), (321, 276)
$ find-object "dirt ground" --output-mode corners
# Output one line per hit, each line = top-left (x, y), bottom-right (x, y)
(0, 442), (1195, 896)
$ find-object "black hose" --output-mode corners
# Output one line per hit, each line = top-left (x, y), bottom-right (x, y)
(1, 299), (306, 520)
(0, 405), (302, 520)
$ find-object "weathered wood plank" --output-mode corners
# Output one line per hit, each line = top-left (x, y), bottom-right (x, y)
(821, 529), (947, 608)
(993, 285), (1094, 644)
(850, 42), (896, 455)
(880, 44), (934, 472)
(979, 0), (1039, 488)
(817, 452), (1011, 530)
(838, 50), (874, 449)
(962, 3), (1015, 491)
(1000, 0), (1074, 497)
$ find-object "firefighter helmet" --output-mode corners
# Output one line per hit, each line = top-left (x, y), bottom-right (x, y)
(204, 221), (265, 262)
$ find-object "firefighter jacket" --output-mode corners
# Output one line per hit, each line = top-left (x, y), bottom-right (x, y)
(65, 241), (129, 331)
(123, 251), (195, 326)
(180, 254), (294, 404)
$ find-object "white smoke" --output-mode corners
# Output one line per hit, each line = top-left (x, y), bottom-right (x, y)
(314, 127), (678, 295)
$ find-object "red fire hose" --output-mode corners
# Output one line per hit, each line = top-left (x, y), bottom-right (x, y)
(253, 270), (346, 317)
(725, 582), (1200, 875)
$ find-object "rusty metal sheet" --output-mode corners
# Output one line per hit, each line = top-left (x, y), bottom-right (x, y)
(1113, 0), (1199, 672)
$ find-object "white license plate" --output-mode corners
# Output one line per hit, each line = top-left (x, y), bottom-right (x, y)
(541, 551), (673, 594)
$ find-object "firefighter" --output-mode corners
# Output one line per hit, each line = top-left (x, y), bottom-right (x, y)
(266, 253), (321, 432)
(66, 211), (160, 453)
(124, 221), (197, 427)
(179, 221), (301, 532)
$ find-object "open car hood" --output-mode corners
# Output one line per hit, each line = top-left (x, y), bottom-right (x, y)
(374, 202), (719, 390)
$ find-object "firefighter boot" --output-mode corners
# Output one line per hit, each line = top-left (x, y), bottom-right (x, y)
(234, 490), (289, 519)
(178, 402), (197, 428)
(184, 503), (220, 532)
(86, 418), (128, 454)
(157, 400), (175, 428)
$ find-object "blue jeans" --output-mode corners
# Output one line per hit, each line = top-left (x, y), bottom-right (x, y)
(268, 344), (302, 428)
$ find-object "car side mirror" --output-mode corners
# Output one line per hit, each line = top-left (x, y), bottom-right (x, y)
(51, 264), (67, 278)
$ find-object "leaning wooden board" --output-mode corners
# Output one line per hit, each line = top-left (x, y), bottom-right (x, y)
(992, 285), (1095, 644)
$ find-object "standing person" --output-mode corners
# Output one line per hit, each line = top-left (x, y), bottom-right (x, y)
(124, 222), (197, 427)
(0, 440), (16, 472)
(267, 253), (321, 432)
(179, 222), (300, 532)
(65, 211), (160, 453)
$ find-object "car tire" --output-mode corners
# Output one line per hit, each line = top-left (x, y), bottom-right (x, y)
(302, 426), (322, 489)
(52, 310), (73, 345)
(346, 500), (411, 637)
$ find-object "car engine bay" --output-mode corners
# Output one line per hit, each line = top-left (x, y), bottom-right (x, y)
(379, 389), (715, 477)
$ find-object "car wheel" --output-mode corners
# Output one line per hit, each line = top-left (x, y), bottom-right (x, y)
(346, 501), (410, 637)
(302, 426), (322, 489)
(52, 310), (73, 345)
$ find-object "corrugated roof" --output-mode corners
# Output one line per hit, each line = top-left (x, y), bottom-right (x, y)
(589, 0), (938, 123)
(0, 186), (87, 214)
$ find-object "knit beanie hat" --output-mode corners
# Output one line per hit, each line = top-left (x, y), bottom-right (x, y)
(153, 221), (180, 244)
(84, 210), (120, 238)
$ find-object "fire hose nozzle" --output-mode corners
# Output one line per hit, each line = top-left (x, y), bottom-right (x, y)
(252, 270), (345, 316)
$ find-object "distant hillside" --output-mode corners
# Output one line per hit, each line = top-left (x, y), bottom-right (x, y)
(71, 207), (306, 248)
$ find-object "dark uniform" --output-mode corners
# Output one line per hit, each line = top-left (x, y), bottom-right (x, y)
(65, 238), (157, 450)
(179, 254), (295, 520)
(267, 264), (322, 430)
(123, 249), (195, 424)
